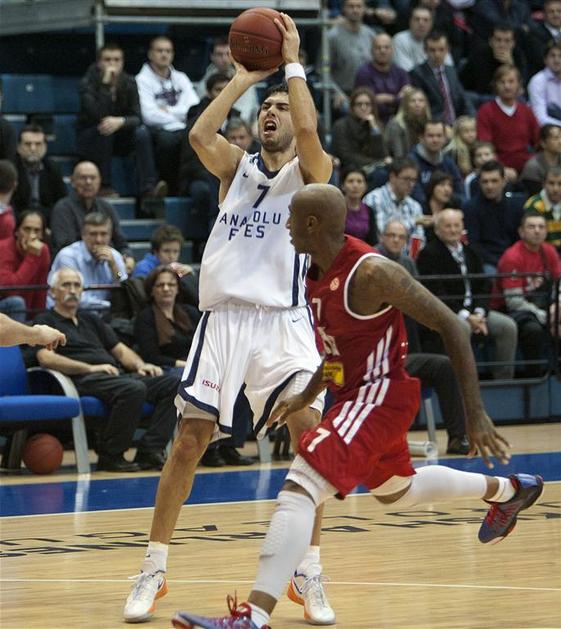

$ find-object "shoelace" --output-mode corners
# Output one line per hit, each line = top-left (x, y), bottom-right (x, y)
(301, 574), (331, 606)
(219, 595), (271, 628)
(127, 572), (162, 599)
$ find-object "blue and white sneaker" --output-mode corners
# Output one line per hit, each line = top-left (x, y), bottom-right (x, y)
(478, 474), (544, 544)
(287, 568), (336, 625)
(172, 595), (270, 629)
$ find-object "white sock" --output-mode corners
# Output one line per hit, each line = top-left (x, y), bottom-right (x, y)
(248, 603), (270, 628)
(488, 477), (516, 503)
(141, 541), (168, 574)
(382, 465), (488, 509)
(253, 491), (316, 600)
(298, 545), (322, 576)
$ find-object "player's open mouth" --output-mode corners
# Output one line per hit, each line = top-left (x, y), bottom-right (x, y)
(264, 120), (277, 133)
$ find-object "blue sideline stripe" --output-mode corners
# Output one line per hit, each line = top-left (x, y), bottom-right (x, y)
(1, 451), (560, 518)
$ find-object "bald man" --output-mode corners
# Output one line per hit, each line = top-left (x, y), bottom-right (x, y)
(173, 184), (543, 629)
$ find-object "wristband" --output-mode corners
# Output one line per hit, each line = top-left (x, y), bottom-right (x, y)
(284, 62), (307, 82)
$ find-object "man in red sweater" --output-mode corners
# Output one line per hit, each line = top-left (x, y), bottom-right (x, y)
(494, 211), (561, 376)
(0, 210), (51, 319)
(477, 64), (540, 175)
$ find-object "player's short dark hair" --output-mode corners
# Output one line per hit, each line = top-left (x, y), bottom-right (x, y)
(0, 159), (18, 193)
(480, 159), (505, 177)
(262, 83), (289, 103)
(15, 209), (45, 236)
(18, 123), (45, 142)
(206, 72), (230, 93)
(151, 224), (184, 252)
(389, 157), (418, 176)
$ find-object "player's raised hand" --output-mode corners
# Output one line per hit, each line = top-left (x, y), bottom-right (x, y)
(466, 410), (511, 469)
(274, 13), (300, 64)
(32, 325), (66, 350)
(231, 56), (278, 84)
(267, 394), (307, 427)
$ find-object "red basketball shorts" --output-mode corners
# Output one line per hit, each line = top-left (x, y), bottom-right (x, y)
(298, 377), (420, 497)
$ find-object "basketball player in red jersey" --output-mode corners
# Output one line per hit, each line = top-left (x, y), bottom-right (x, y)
(172, 184), (543, 629)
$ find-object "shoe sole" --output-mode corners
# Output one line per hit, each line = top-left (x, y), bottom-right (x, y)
(124, 578), (168, 623)
(171, 617), (194, 629)
(286, 580), (336, 625)
(486, 478), (545, 545)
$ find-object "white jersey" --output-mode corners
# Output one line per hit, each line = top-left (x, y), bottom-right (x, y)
(199, 152), (309, 310)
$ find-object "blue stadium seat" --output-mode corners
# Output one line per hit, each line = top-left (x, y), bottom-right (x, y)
(165, 197), (209, 241)
(111, 155), (137, 197)
(80, 397), (154, 418)
(51, 155), (76, 177)
(0, 74), (55, 113)
(121, 218), (164, 241)
(52, 76), (80, 113)
(48, 114), (77, 155)
(108, 198), (136, 220)
(3, 114), (26, 137)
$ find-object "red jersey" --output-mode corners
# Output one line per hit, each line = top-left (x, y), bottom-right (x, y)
(306, 236), (412, 400)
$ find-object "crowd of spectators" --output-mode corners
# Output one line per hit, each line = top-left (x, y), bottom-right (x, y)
(1, 0), (561, 468)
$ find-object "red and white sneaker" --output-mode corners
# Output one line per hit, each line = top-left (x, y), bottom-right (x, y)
(172, 595), (270, 628)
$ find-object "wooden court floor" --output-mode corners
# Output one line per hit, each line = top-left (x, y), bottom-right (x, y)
(1, 424), (561, 629)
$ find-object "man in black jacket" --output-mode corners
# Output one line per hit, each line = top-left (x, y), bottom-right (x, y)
(11, 124), (66, 224)
(417, 208), (517, 379)
(76, 43), (164, 199)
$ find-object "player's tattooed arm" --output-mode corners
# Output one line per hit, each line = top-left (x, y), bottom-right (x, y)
(351, 257), (510, 467)
(267, 360), (327, 427)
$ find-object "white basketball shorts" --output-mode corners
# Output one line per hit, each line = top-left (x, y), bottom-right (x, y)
(175, 301), (323, 441)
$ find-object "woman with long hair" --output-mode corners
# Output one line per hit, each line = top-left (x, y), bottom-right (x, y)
(340, 168), (377, 245)
(330, 87), (388, 173)
(421, 170), (459, 240)
(385, 87), (431, 159)
(444, 115), (477, 177)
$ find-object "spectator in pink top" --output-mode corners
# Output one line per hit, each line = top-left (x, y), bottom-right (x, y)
(340, 168), (377, 245)
(477, 65), (540, 175)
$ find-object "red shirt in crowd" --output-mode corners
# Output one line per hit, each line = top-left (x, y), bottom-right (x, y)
(0, 205), (15, 239)
(0, 236), (51, 313)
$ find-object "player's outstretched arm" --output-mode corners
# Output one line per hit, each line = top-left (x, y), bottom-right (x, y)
(352, 257), (511, 468)
(0, 314), (66, 350)
(268, 359), (328, 426)
(275, 13), (332, 184)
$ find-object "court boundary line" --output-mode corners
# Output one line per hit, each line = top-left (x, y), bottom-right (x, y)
(2, 577), (560, 593)
(2, 481), (561, 519)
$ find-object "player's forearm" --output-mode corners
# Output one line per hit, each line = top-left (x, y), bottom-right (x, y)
(37, 349), (92, 375)
(298, 360), (328, 406)
(0, 315), (32, 346)
(190, 76), (252, 142)
(287, 76), (317, 136)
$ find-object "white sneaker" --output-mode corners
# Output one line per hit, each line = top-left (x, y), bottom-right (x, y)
(123, 571), (168, 623)
(287, 569), (336, 625)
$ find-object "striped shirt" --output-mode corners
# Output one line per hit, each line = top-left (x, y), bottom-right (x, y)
(363, 183), (425, 239)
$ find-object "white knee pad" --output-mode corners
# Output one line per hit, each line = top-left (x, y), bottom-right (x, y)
(286, 455), (338, 506)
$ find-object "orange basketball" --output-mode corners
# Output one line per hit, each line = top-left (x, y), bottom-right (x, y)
(22, 433), (64, 474)
(229, 7), (284, 71)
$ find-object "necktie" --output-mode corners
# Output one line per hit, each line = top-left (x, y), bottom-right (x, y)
(437, 68), (455, 125)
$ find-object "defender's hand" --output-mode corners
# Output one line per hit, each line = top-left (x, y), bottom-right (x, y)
(267, 393), (307, 427)
(466, 411), (511, 469)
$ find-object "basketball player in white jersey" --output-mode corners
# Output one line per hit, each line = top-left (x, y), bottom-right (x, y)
(123, 13), (335, 625)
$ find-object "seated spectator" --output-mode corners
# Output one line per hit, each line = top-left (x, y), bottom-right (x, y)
(11, 124), (66, 224)
(0, 84), (16, 163)
(494, 211), (561, 377)
(443, 115), (477, 177)
(477, 65), (540, 176)
(224, 118), (260, 153)
(354, 32), (411, 125)
(521, 124), (561, 195)
(327, 0), (379, 98)
(375, 218), (470, 454)
(410, 30), (474, 127)
(523, 165), (561, 252)
(528, 42), (561, 127)
(196, 37), (259, 123)
(50, 161), (133, 268)
(463, 160), (525, 272)
(49, 212), (127, 311)
(35, 267), (180, 472)
(363, 157), (424, 243)
(468, 0), (531, 46)
(384, 87), (431, 159)
(136, 36), (200, 195)
(528, 0), (561, 76)
(460, 24), (528, 103)
(421, 170), (458, 240)
(340, 168), (377, 244)
(76, 43), (165, 199)
(408, 119), (463, 205)
(393, 6), (439, 72)
(0, 210), (50, 320)
(465, 140), (519, 199)
(417, 209), (517, 379)
(0, 159), (16, 239)
(330, 87), (387, 175)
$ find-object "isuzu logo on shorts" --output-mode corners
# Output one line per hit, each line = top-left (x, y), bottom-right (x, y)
(202, 379), (220, 391)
